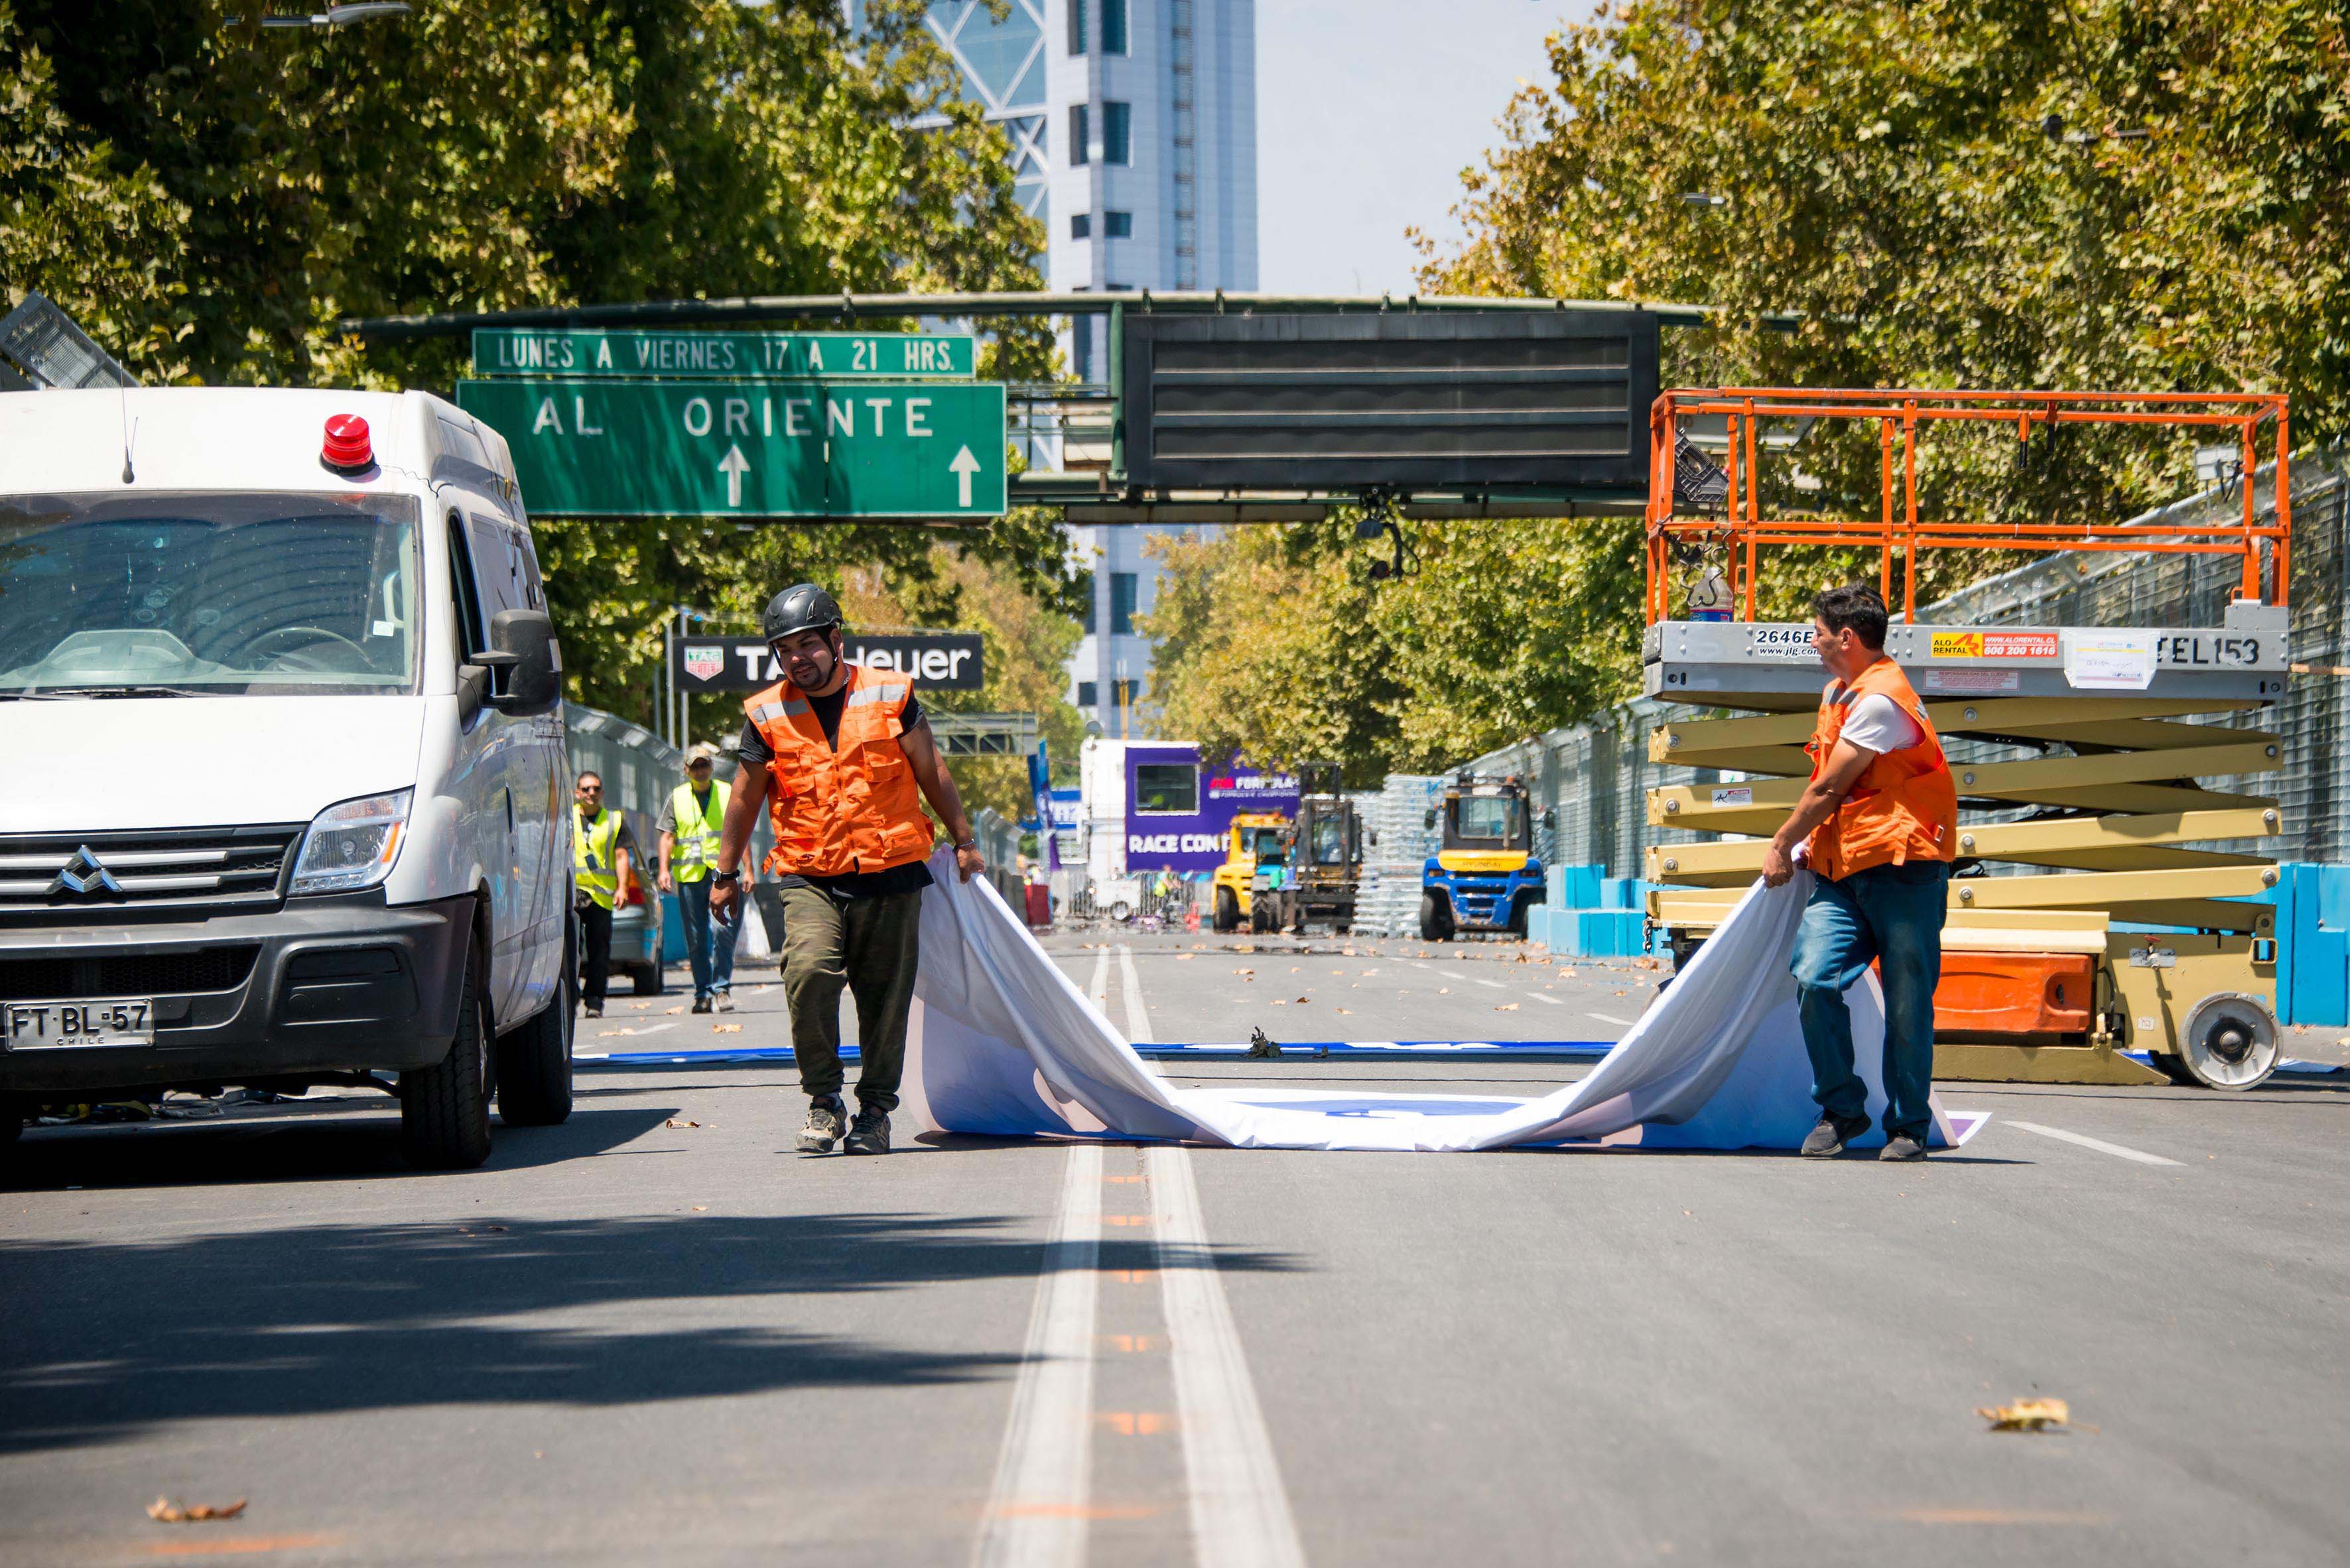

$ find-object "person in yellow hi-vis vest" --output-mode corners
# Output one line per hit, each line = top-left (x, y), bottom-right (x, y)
(657, 742), (746, 1014)
(571, 771), (637, 1019)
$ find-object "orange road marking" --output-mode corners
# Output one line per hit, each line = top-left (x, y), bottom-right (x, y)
(1102, 1215), (1153, 1226)
(1109, 1269), (1155, 1283)
(143, 1536), (336, 1558)
(1099, 1334), (1164, 1352)
(1096, 1411), (1173, 1435)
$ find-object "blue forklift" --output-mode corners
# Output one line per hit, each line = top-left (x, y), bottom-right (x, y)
(1419, 774), (1549, 941)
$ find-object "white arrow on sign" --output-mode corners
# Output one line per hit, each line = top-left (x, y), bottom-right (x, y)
(948, 444), (982, 508)
(717, 444), (750, 507)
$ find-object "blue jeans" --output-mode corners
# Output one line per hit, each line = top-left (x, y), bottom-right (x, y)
(1790, 861), (1948, 1139)
(675, 876), (738, 1000)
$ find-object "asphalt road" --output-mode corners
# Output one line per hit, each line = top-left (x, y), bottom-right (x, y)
(3, 928), (2346, 1566)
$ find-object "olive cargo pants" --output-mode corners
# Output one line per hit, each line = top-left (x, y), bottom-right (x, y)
(780, 883), (923, 1114)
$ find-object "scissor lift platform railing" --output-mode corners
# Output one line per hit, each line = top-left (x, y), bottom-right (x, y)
(1640, 389), (2293, 1089)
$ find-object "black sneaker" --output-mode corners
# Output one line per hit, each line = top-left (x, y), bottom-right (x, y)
(584, 1004), (603, 1019)
(1800, 1112), (1872, 1159)
(798, 1096), (847, 1153)
(844, 1108), (892, 1156)
(690, 996), (712, 1015)
(1879, 1131), (1927, 1162)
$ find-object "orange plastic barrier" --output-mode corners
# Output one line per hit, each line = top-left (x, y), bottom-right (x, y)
(1928, 950), (2096, 1036)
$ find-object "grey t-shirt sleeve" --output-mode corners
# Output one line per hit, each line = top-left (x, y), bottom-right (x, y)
(653, 792), (677, 835)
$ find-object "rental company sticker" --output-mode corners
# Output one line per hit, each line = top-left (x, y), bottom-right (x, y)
(1711, 787), (1755, 807)
(1930, 630), (2060, 659)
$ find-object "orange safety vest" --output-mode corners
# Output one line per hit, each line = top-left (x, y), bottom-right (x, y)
(744, 662), (936, 879)
(1803, 658), (1959, 881)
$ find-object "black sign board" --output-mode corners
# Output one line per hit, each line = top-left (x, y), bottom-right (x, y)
(671, 633), (985, 693)
(1118, 310), (1659, 493)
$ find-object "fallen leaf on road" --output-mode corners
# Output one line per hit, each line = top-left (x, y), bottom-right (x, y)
(663, 1007), (685, 1015)
(1977, 1398), (2069, 1432)
(1613, 990), (1628, 997)
(712, 1023), (743, 1033)
(1177, 954), (1194, 961)
(149, 1498), (246, 1523)
(1289, 966), (1302, 973)
(1335, 1006), (1351, 1014)
(692, 1205), (708, 1212)
(1269, 999), (1287, 1006)
(598, 1027), (636, 1037)
(665, 1119), (702, 1129)
(1439, 988), (1451, 995)
(1494, 1003), (1520, 1012)
(1234, 968), (1256, 976)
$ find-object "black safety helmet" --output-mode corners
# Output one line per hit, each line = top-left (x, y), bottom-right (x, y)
(761, 583), (844, 646)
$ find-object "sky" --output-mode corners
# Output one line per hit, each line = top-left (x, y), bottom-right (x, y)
(1254, 0), (1596, 296)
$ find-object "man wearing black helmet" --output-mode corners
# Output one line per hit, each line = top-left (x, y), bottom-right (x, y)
(710, 584), (984, 1156)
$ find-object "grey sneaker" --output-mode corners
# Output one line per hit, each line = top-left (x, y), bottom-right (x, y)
(1879, 1131), (1927, 1162)
(844, 1107), (893, 1156)
(798, 1096), (847, 1153)
(1800, 1112), (1872, 1159)
(715, 992), (736, 1013)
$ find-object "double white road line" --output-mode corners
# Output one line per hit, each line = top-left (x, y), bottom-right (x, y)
(978, 945), (1305, 1568)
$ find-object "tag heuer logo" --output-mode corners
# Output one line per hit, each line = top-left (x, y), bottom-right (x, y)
(49, 846), (125, 897)
(683, 645), (726, 681)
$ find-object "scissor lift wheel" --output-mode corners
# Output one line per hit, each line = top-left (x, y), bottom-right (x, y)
(2154, 992), (2280, 1090)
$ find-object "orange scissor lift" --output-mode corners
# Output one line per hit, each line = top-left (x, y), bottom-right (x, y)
(1640, 389), (2293, 1089)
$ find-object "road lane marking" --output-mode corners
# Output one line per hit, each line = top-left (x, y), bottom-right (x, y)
(974, 1142), (1104, 1568)
(1088, 948), (1112, 1012)
(1148, 1144), (1307, 1568)
(1587, 1012), (1638, 1027)
(1118, 944), (1154, 1044)
(2003, 1120), (2183, 1167)
(1526, 992), (1565, 1006)
(1465, 976), (1507, 990)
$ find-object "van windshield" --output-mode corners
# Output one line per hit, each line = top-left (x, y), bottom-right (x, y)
(0, 491), (422, 698)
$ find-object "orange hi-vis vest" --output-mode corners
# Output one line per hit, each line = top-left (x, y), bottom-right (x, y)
(744, 662), (936, 879)
(1804, 657), (1959, 882)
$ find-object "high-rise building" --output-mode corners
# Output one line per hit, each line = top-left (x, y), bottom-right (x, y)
(915, 0), (1257, 738)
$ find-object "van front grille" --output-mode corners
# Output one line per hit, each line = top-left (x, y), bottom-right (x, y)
(0, 946), (261, 1000)
(0, 826), (302, 922)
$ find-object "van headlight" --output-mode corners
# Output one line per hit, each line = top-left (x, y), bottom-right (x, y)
(291, 789), (412, 895)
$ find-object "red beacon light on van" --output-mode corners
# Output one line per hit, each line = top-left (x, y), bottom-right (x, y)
(321, 413), (373, 473)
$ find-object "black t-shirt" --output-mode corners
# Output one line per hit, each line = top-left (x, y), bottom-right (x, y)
(736, 686), (933, 899)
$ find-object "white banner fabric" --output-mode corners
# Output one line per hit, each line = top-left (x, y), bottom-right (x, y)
(902, 849), (1977, 1153)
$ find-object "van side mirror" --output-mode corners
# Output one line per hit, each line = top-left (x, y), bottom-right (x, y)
(1422, 809), (1436, 831)
(479, 608), (562, 716)
(1542, 808), (1557, 830)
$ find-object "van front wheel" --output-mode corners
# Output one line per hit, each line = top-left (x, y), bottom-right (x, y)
(401, 948), (493, 1169)
(1214, 887), (1239, 932)
(497, 947), (574, 1128)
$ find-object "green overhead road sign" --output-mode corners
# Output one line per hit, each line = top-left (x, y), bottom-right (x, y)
(456, 377), (1007, 518)
(470, 328), (975, 379)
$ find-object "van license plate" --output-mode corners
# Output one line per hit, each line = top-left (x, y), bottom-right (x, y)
(4, 1000), (155, 1049)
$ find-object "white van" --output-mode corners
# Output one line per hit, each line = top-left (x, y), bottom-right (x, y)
(0, 387), (574, 1167)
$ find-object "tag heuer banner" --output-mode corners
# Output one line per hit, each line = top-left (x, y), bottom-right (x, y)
(669, 633), (986, 692)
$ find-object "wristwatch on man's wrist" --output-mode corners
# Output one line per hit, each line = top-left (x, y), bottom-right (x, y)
(713, 868), (741, 884)
(953, 838), (978, 852)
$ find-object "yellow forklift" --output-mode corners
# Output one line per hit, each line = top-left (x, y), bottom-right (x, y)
(1211, 812), (1290, 933)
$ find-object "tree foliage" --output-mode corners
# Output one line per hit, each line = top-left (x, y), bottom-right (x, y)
(1163, 0), (2350, 781)
(2, 0), (1079, 721)
(1145, 517), (1642, 781)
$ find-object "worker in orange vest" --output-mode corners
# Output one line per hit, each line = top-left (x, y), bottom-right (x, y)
(708, 584), (985, 1157)
(1762, 583), (1958, 1162)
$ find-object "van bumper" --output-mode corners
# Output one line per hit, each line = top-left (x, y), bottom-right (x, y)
(0, 893), (472, 1098)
